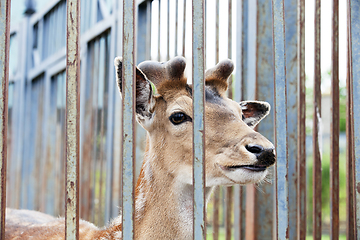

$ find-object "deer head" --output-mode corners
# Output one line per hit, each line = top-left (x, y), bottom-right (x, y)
(114, 56), (275, 187)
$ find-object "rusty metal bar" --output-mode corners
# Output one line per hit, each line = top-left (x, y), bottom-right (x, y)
(297, 0), (306, 238)
(192, 0), (206, 239)
(271, 0), (288, 239)
(0, 0), (10, 238)
(225, 187), (233, 240)
(212, 0), (220, 239)
(65, 0), (81, 238)
(348, 0), (360, 237)
(175, 0), (178, 56)
(312, 0), (322, 239)
(252, 0), (276, 238)
(234, 1), (248, 239)
(158, 0), (161, 61)
(182, 0), (186, 57)
(284, 0), (298, 238)
(330, 0), (339, 239)
(225, 1), (233, 239)
(167, 0), (170, 60)
(122, 0), (136, 238)
(346, 9), (355, 237)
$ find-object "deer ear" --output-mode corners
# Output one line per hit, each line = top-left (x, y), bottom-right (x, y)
(114, 57), (155, 125)
(205, 59), (234, 95)
(240, 101), (270, 128)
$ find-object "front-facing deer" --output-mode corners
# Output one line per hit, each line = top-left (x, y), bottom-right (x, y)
(5, 57), (275, 240)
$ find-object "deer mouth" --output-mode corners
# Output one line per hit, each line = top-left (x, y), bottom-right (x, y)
(219, 164), (267, 172)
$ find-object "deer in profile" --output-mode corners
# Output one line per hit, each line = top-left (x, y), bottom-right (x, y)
(5, 56), (275, 239)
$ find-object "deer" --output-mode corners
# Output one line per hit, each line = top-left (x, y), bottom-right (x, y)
(5, 56), (275, 239)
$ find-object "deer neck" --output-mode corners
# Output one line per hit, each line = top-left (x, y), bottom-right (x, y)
(134, 149), (213, 239)
(101, 142), (213, 240)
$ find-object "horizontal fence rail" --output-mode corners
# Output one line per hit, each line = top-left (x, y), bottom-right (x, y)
(1, 0), (359, 239)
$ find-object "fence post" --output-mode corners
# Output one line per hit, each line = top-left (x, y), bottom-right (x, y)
(65, 0), (81, 239)
(0, 0), (11, 238)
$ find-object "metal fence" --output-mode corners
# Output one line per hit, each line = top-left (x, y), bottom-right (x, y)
(0, 0), (359, 239)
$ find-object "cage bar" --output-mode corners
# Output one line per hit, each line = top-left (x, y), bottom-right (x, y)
(348, 0), (360, 238)
(253, 0), (276, 238)
(272, 0), (289, 239)
(330, 0), (340, 238)
(212, 0), (220, 239)
(346, 15), (355, 238)
(297, 0), (306, 238)
(224, 1), (233, 239)
(65, 0), (81, 239)
(284, 0), (298, 238)
(122, 0), (136, 239)
(192, 0), (206, 239)
(157, 0), (161, 61)
(0, 0), (10, 238)
(182, 0), (186, 57)
(312, 0), (322, 238)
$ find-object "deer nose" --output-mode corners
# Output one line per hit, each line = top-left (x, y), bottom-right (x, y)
(245, 144), (276, 167)
(245, 144), (264, 155)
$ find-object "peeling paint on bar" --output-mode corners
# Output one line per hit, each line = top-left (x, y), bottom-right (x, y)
(65, 1), (80, 239)
(65, 0), (81, 239)
(312, 1), (322, 238)
(271, 0), (289, 239)
(122, 0), (136, 239)
(348, 0), (360, 237)
(192, 0), (206, 239)
(297, 0), (306, 238)
(0, 0), (10, 238)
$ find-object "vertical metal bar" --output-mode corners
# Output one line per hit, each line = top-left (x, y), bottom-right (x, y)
(225, 187), (233, 240)
(122, 0), (136, 238)
(253, 0), (276, 238)
(225, 1), (233, 240)
(297, 0), (306, 238)
(175, 0), (178, 56)
(348, 0), (360, 238)
(272, 0), (288, 239)
(65, 0), (81, 238)
(192, 0), (206, 239)
(312, 1), (322, 239)
(182, 0), (186, 57)
(212, 1), (220, 239)
(146, 0), (152, 60)
(346, 8), (355, 237)
(234, 1), (248, 239)
(283, 0), (298, 238)
(0, 0), (10, 238)
(158, 0), (161, 61)
(167, 0), (170, 60)
(330, 0), (339, 239)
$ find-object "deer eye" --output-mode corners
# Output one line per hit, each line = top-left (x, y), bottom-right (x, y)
(169, 112), (191, 125)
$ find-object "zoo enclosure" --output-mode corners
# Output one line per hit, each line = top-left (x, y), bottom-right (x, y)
(0, 0), (360, 239)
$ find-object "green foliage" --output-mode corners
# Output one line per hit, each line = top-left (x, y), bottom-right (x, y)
(306, 149), (347, 234)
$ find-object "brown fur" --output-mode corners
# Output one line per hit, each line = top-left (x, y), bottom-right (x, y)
(5, 57), (275, 239)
